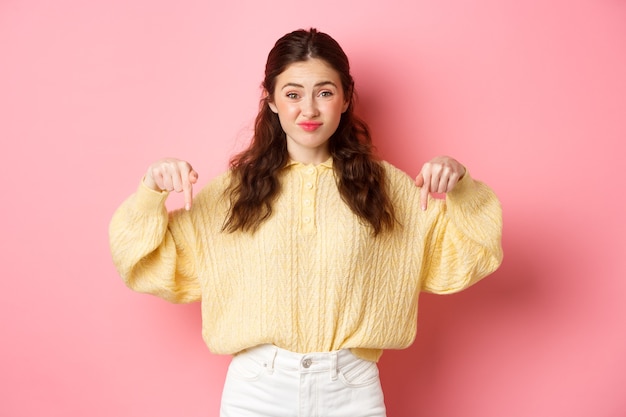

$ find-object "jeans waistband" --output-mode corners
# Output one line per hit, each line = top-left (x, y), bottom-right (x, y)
(238, 344), (363, 373)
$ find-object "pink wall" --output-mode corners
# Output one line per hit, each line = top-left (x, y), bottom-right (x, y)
(2, 0), (625, 416)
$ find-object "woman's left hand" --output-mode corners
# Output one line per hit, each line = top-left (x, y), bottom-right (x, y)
(415, 156), (466, 210)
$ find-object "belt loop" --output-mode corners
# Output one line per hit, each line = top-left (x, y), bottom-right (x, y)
(330, 351), (338, 381)
(266, 346), (277, 374)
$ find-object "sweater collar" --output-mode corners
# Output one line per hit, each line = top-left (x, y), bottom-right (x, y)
(286, 157), (333, 170)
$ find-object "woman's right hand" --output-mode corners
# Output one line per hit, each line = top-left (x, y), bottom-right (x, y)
(143, 158), (198, 210)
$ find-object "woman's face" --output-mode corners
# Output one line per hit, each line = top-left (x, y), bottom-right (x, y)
(268, 58), (349, 164)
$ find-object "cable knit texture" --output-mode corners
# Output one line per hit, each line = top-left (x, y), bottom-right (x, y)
(109, 160), (503, 362)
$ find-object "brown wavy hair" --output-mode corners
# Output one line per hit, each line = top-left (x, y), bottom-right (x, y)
(223, 28), (395, 235)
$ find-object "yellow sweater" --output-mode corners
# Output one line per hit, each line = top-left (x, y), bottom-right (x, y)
(109, 159), (502, 362)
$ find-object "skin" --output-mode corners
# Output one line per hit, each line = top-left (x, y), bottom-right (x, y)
(415, 156), (466, 210)
(267, 58), (349, 165)
(143, 158), (198, 211)
(142, 59), (466, 211)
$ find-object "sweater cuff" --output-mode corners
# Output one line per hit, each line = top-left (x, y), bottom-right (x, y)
(446, 169), (476, 201)
(133, 179), (170, 212)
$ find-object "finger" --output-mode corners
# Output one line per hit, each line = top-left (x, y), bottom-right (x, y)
(183, 184), (193, 211)
(189, 169), (199, 184)
(445, 172), (461, 193)
(182, 166), (197, 211)
(429, 166), (443, 194)
(172, 168), (185, 195)
(418, 164), (434, 211)
(420, 172), (431, 211)
(149, 168), (164, 190)
(160, 169), (175, 191)
(143, 167), (159, 191)
(156, 163), (175, 191)
(414, 172), (424, 187)
(435, 166), (450, 193)
(437, 165), (460, 193)
(430, 175), (439, 194)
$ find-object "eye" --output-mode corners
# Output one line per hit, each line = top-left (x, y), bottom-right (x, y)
(286, 92), (299, 99)
(319, 90), (333, 97)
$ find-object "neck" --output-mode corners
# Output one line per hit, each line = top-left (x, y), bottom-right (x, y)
(287, 148), (330, 166)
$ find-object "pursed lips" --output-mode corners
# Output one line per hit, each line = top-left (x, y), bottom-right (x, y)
(298, 122), (322, 132)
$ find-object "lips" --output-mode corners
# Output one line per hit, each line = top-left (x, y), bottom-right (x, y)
(298, 122), (322, 132)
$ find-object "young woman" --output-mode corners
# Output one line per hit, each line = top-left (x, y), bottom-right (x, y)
(109, 28), (503, 417)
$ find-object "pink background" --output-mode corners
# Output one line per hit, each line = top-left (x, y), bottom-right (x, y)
(2, 0), (625, 416)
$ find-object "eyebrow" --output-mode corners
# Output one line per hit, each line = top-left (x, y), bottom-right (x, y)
(280, 81), (338, 90)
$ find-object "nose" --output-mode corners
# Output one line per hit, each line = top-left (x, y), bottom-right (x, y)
(301, 96), (319, 118)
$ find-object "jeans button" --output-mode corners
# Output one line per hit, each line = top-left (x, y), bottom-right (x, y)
(302, 358), (312, 368)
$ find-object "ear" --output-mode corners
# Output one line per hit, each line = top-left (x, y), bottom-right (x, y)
(341, 98), (349, 113)
(342, 87), (352, 113)
(264, 89), (278, 114)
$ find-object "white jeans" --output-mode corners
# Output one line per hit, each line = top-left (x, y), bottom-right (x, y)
(220, 344), (387, 417)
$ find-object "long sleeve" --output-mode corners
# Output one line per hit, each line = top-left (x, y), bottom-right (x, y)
(108, 181), (201, 304)
(381, 162), (502, 295)
(416, 171), (503, 294)
(108, 162), (502, 361)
